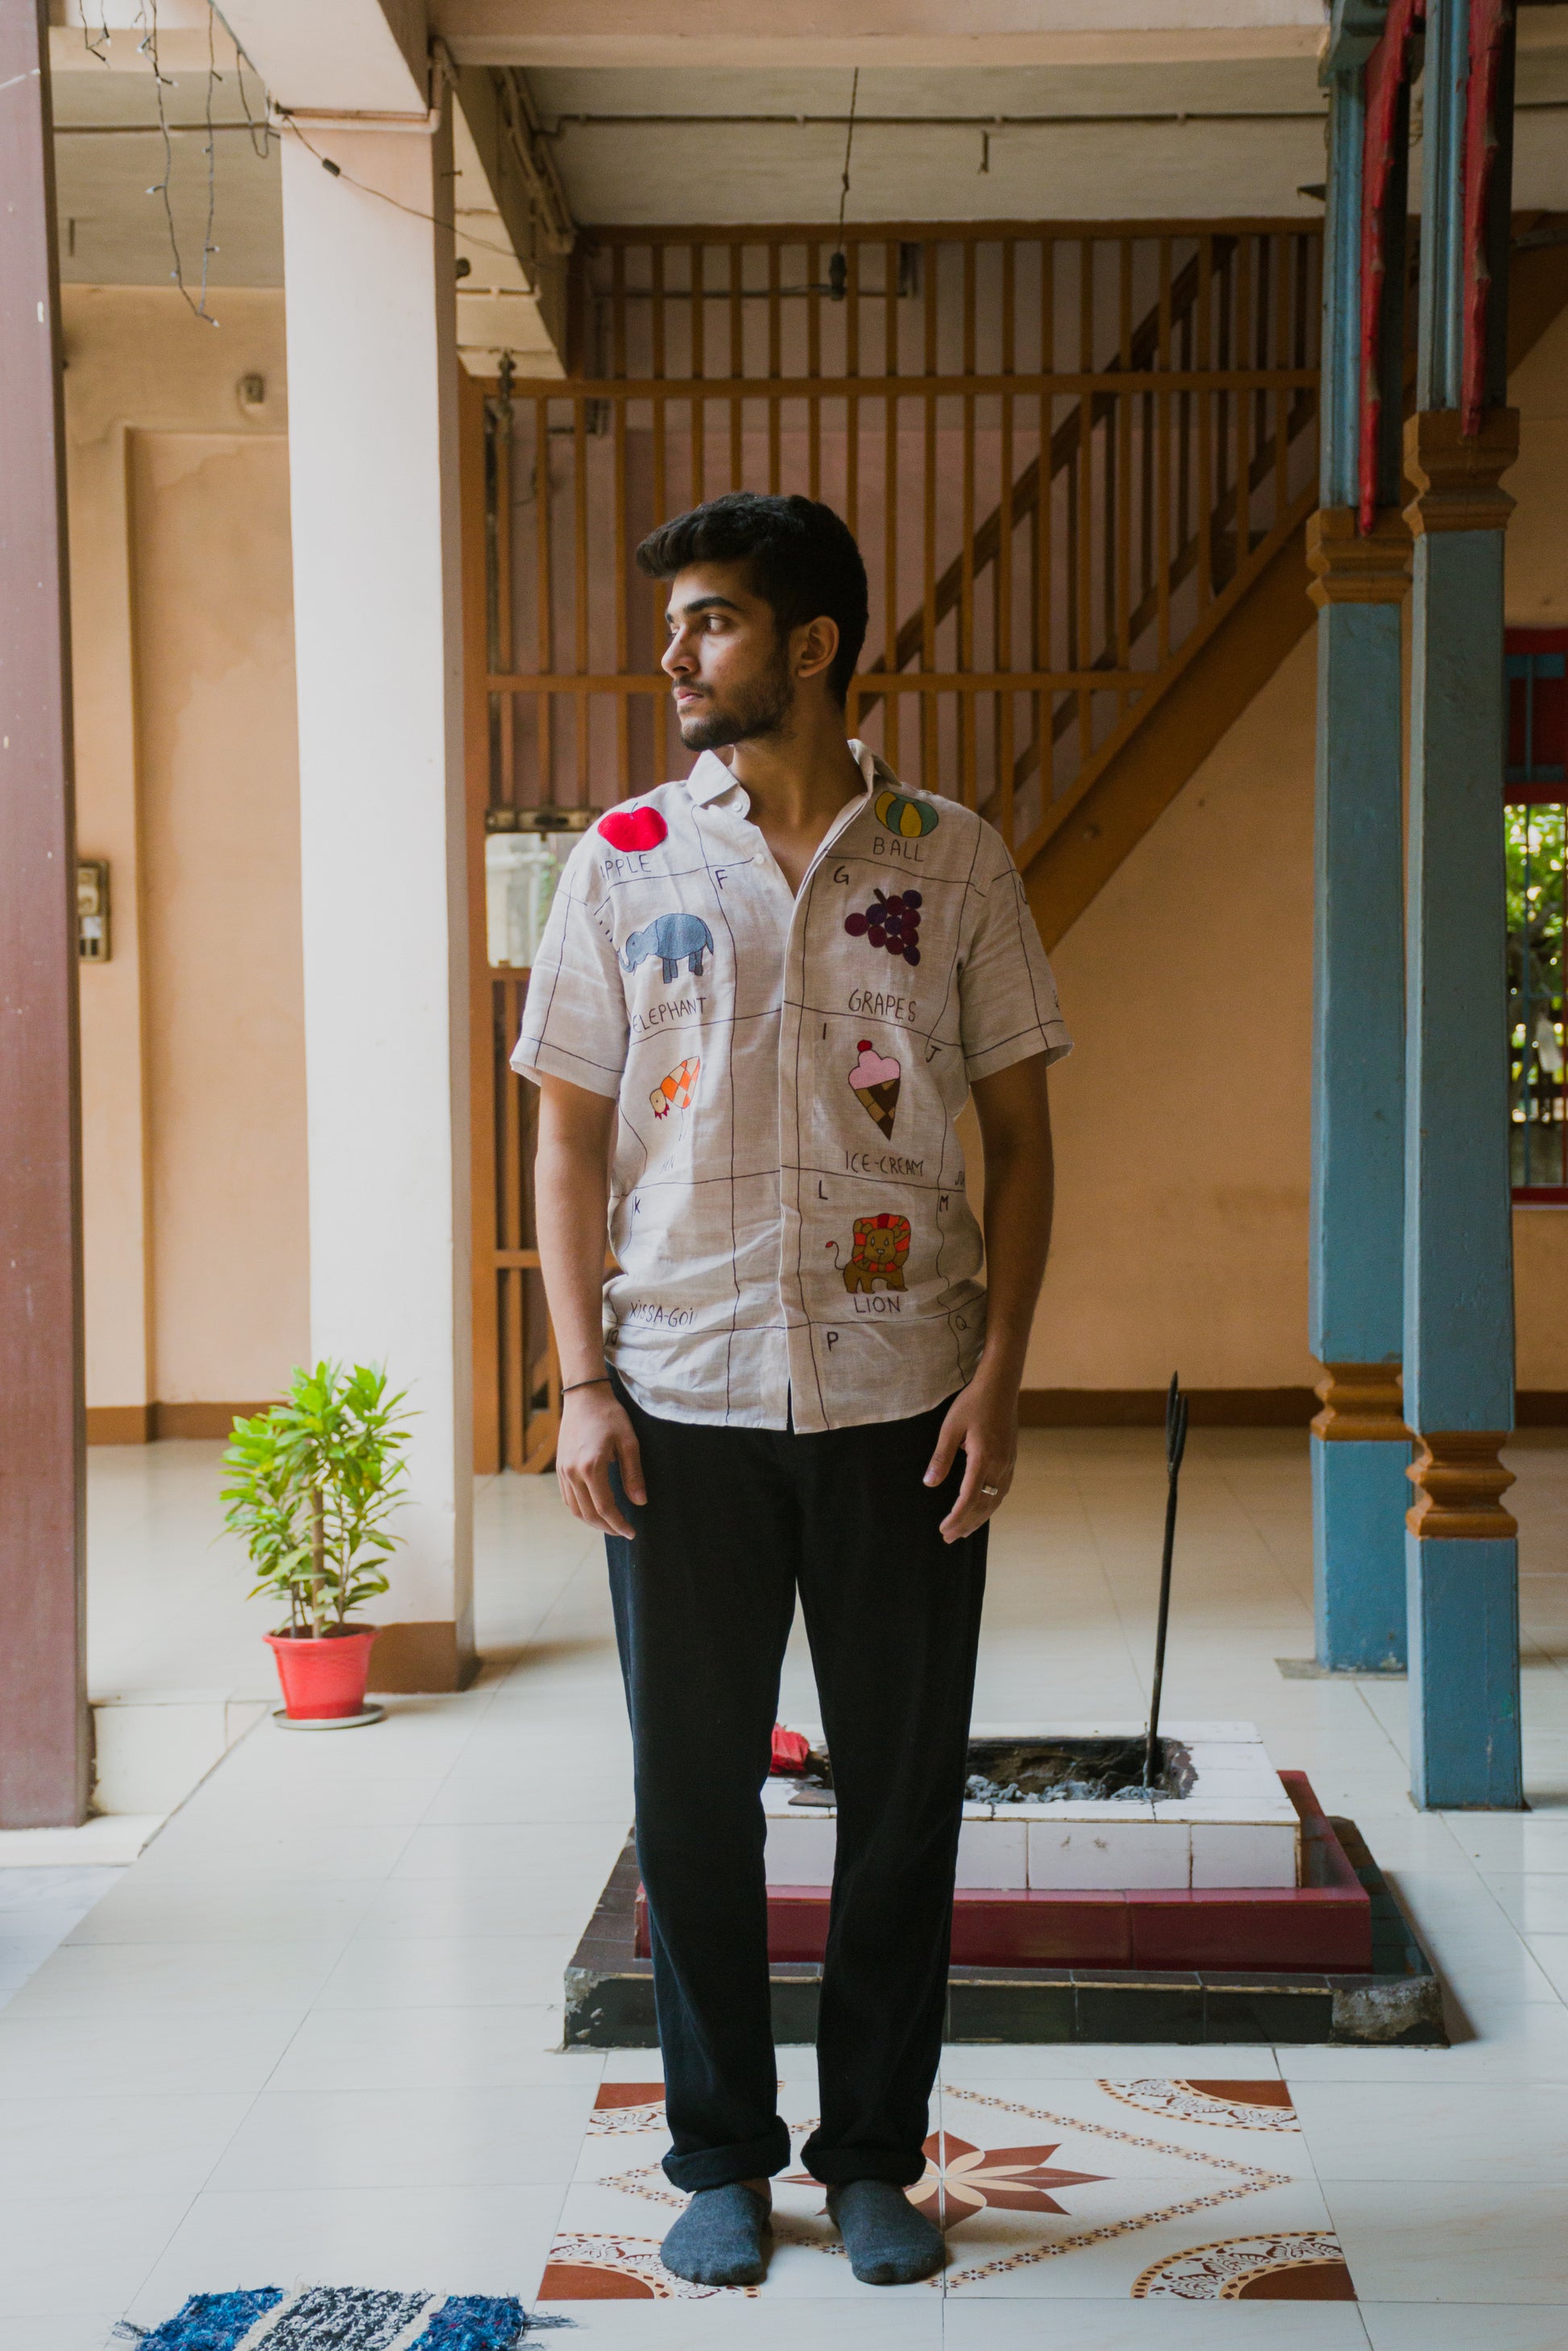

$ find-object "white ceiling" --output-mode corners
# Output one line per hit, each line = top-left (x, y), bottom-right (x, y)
(42, 33), (1568, 284)
(52, 23), (284, 288)
(529, 60), (1333, 226)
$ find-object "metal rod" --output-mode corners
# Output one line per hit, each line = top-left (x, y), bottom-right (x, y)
(1143, 1373), (1190, 1789)
(540, 110), (1334, 137)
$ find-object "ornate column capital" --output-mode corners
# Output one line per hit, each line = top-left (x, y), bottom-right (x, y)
(1313, 1361), (1409, 1442)
(1406, 1432), (1518, 1539)
(1403, 408), (1520, 537)
(1306, 507), (1412, 607)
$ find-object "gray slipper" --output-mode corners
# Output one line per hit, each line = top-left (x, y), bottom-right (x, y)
(660, 2182), (772, 2287)
(828, 2177), (947, 2284)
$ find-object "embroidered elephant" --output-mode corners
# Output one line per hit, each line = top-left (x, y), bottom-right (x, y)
(829, 1212), (911, 1294)
(622, 911), (715, 984)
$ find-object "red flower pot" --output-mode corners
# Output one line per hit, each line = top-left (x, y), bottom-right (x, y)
(264, 1624), (378, 1720)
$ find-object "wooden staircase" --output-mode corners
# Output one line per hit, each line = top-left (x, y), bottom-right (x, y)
(1018, 222), (1568, 952)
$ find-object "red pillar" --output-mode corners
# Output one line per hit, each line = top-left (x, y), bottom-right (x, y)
(0, 0), (89, 1826)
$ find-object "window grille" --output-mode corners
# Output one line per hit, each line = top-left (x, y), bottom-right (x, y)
(1506, 629), (1568, 1202)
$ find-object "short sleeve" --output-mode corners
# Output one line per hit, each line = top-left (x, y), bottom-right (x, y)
(958, 824), (1072, 1083)
(509, 835), (628, 1100)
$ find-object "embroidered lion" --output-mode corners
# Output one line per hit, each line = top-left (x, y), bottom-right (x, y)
(828, 1212), (911, 1294)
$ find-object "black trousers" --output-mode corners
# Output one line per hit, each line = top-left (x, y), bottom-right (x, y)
(604, 1377), (987, 2193)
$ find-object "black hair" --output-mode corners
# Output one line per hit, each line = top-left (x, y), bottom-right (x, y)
(635, 491), (869, 706)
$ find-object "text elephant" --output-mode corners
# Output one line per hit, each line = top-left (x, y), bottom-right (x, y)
(622, 911), (715, 985)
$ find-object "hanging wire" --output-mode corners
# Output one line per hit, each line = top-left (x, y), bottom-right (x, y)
(122, 1), (533, 292)
(83, 6), (111, 64)
(228, 26), (274, 160)
(138, 0), (219, 323)
(277, 108), (530, 269)
(196, 1), (222, 317)
(827, 68), (860, 301)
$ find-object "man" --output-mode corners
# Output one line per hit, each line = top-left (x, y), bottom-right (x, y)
(516, 491), (1069, 2288)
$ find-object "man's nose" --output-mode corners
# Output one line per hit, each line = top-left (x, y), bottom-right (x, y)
(662, 631), (693, 678)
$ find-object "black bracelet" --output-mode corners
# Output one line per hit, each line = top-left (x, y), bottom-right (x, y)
(562, 1374), (612, 1395)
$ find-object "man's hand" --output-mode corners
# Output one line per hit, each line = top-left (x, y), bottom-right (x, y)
(923, 1366), (1018, 1543)
(556, 1385), (647, 1539)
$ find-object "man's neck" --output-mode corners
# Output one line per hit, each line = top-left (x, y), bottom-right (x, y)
(722, 704), (865, 832)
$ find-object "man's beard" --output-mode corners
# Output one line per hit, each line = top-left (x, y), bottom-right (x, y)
(676, 645), (794, 751)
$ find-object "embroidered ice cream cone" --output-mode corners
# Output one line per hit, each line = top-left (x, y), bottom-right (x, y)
(848, 1041), (902, 1138)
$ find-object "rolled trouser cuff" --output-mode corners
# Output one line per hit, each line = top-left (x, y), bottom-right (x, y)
(662, 2116), (793, 2192)
(799, 2133), (927, 2189)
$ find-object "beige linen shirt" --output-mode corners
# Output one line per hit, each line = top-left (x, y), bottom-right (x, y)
(512, 741), (1071, 1433)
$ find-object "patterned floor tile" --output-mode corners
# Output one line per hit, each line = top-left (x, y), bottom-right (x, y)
(932, 2075), (1337, 2295)
(533, 2071), (1350, 2306)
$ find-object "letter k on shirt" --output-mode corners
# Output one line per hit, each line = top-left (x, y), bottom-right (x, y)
(512, 741), (1071, 1433)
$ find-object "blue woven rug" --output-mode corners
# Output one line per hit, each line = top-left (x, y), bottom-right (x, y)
(114, 2289), (572, 2349)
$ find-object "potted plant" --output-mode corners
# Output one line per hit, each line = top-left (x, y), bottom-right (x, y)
(222, 1361), (411, 1723)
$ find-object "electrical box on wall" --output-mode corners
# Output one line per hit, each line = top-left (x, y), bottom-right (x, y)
(77, 860), (110, 961)
(483, 809), (593, 969)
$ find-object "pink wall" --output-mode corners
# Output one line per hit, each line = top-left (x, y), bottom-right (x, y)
(65, 288), (307, 1423)
(130, 431), (308, 1405)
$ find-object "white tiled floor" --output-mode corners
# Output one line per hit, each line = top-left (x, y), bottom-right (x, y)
(0, 1428), (1565, 2343)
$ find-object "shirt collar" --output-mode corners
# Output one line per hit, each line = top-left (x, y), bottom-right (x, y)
(682, 739), (888, 809)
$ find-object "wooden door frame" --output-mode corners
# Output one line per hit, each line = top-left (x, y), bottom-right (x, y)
(462, 367), (564, 1476)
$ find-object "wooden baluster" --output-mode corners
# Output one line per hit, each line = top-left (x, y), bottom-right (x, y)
(650, 245), (669, 774)
(807, 238), (822, 500)
(768, 241), (782, 493)
(1115, 238), (1133, 732)
(846, 236), (861, 545)
(1197, 233), (1213, 609)
(535, 392), (552, 804)
(496, 396), (516, 815)
(922, 238), (938, 791)
(884, 234), (901, 773)
(612, 253), (629, 793)
(1076, 236), (1094, 769)
(690, 239), (706, 507)
(1237, 231), (1254, 568)
(1158, 239), (1172, 667)
(500, 980), (525, 1470)
(1038, 237), (1055, 806)
(1276, 230), (1293, 519)
(998, 237), (1016, 846)
(572, 398), (589, 806)
(729, 239), (744, 490)
(960, 238), (977, 810)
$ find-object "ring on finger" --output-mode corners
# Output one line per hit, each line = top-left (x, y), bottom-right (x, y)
(980, 1482), (1001, 1497)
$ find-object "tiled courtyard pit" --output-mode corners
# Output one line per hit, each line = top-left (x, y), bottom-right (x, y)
(763, 1721), (1301, 1891)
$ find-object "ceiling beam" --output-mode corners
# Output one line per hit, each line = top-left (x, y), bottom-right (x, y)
(212, 0), (429, 114)
(451, 67), (573, 374)
(435, 0), (1328, 71)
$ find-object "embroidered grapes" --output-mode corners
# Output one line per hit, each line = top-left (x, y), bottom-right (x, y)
(844, 888), (922, 966)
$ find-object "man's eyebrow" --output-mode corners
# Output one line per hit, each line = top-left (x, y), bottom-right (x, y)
(666, 594), (744, 622)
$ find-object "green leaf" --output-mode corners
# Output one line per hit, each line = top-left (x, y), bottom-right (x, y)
(216, 1360), (414, 1625)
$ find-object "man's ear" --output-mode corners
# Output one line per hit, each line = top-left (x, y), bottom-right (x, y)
(793, 614), (841, 687)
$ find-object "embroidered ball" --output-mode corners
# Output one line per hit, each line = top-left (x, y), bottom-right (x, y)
(874, 788), (940, 840)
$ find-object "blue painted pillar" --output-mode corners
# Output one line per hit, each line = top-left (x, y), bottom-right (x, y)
(1307, 19), (1412, 1673)
(1403, 0), (1523, 1807)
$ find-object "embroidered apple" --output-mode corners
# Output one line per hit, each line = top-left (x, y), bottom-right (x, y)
(598, 806), (669, 853)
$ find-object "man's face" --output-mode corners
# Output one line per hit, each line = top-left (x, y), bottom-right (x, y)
(660, 558), (794, 752)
